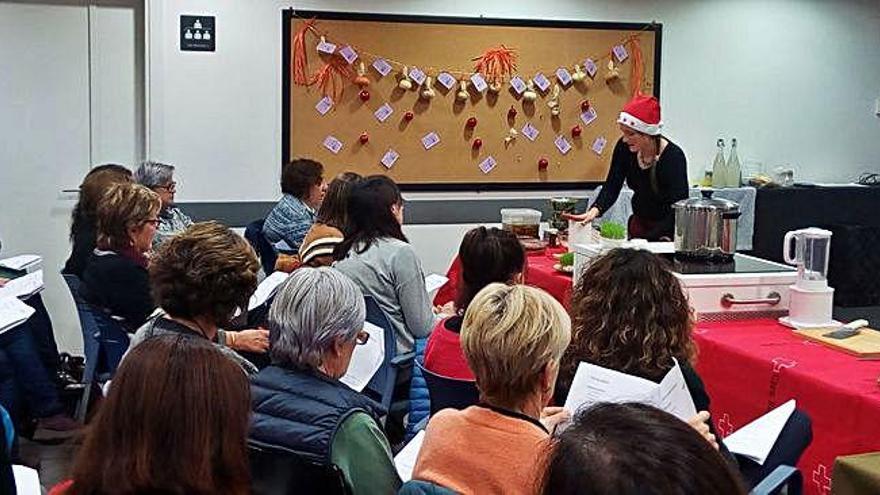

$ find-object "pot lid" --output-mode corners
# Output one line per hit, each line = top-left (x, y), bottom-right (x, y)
(673, 189), (740, 212)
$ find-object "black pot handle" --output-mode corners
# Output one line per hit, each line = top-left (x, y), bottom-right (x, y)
(722, 211), (742, 220)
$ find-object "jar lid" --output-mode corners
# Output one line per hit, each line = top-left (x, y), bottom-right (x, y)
(673, 189), (740, 212)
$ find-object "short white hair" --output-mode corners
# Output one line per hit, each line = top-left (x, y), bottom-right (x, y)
(133, 161), (175, 189)
(268, 267), (365, 369)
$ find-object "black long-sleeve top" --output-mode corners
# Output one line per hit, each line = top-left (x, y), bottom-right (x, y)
(591, 137), (689, 239)
(80, 250), (154, 330)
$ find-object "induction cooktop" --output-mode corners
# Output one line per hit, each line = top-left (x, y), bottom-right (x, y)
(659, 253), (796, 276)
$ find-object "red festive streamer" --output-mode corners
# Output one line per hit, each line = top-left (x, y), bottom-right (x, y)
(312, 57), (354, 101)
(627, 37), (644, 97)
(472, 45), (518, 86)
(292, 18), (318, 86)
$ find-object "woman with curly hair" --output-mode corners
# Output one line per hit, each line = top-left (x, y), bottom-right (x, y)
(128, 221), (270, 374)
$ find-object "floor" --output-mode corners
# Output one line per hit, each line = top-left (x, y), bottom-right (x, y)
(18, 435), (79, 490)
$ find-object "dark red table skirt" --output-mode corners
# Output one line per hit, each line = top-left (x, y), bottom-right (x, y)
(694, 319), (880, 495)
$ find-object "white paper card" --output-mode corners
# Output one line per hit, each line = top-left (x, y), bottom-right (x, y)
(322, 135), (343, 154)
(0, 296), (36, 335)
(248, 271), (291, 311)
(563, 358), (697, 422)
(725, 400), (796, 465)
(338, 45), (358, 64)
(425, 273), (449, 293)
(394, 430), (426, 482)
(315, 96), (333, 116)
(0, 255), (41, 271)
(372, 58), (393, 77)
(510, 76), (527, 95)
(470, 73), (488, 93)
(316, 40), (337, 54)
(381, 149), (400, 169)
(533, 72), (551, 92)
(555, 135), (572, 155)
(13, 465), (41, 495)
(340, 321), (385, 392)
(584, 58), (598, 78)
(580, 107), (598, 126)
(421, 132), (440, 150)
(409, 67), (427, 86)
(436, 72), (456, 90)
(479, 156), (498, 174)
(556, 67), (573, 86)
(521, 122), (540, 142)
(591, 136), (608, 155)
(0, 270), (43, 300)
(613, 44), (629, 62)
(374, 103), (394, 123)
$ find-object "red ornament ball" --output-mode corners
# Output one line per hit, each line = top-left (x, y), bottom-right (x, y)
(472, 138), (483, 149)
(580, 100), (591, 112)
(466, 117), (478, 128)
(403, 111), (414, 121)
(359, 132), (369, 144)
(571, 125), (583, 137)
(538, 158), (549, 170)
(359, 89), (370, 102)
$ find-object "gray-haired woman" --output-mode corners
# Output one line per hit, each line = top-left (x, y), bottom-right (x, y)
(249, 267), (401, 495)
(133, 161), (194, 249)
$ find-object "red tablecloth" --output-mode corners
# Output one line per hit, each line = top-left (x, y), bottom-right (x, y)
(694, 319), (880, 495)
(433, 247), (573, 308)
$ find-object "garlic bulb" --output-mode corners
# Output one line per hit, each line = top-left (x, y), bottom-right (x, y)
(420, 77), (436, 100)
(398, 66), (413, 90)
(456, 79), (469, 101)
(522, 80), (538, 102)
(572, 65), (586, 83)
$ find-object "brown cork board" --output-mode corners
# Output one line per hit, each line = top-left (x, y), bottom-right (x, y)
(283, 11), (661, 190)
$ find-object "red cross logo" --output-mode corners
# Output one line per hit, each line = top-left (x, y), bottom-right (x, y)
(717, 413), (735, 437)
(772, 357), (797, 373)
(812, 464), (831, 494)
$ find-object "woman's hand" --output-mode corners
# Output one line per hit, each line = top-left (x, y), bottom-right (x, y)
(562, 207), (599, 224)
(433, 301), (456, 318)
(229, 329), (270, 353)
(540, 406), (571, 432)
(687, 411), (719, 450)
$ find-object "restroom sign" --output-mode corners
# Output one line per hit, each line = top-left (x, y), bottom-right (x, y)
(180, 15), (215, 51)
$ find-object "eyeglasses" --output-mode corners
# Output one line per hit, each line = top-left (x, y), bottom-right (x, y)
(143, 218), (160, 226)
(155, 181), (177, 193)
(356, 330), (370, 346)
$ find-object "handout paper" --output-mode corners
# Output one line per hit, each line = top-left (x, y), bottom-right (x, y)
(424, 273), (449, 294)
(13, 465), (41, 495)
(0, 269), (44, 300)
(394, 430), (426, 482)
(563, 358), (697, 421)
(340, 321), (385, 392)
(724, 399), (796, 465)
(0, 296), (36, 335)
(0, 254), (41, 270)
(247, 271), (291, 311)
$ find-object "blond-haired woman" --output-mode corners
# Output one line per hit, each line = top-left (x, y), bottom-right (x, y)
(81, 183), (161, 330)
(412, 284), (571, 494)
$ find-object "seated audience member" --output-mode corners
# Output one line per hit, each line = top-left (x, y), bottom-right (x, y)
(80, 183), (160, 330)
(133, 161), (194, 249)
(540, 402), (746, 495)
(297, 171), (362, 268)
(558, 248), (811, 486)
(335, 175), (435, 356)
(250, 267), (400, 495)
(412, 284), (571, 494)
(50, 335), (251, 495)
(128, 221), (267, 375)
(423, 227), (525, 380)
(63, 164), (133, 278)
(263, 158), (326, 253)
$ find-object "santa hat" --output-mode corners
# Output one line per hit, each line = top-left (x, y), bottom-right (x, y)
(617, 94), (663, 136)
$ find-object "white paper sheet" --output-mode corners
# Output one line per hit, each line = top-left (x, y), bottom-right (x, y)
(424, 273), (449, 294)
(248, 271), (290, 310)
(394, 430), (426, 482)
(724, 399), (796, 465)
(0, 269), (44, 300)
(340, 321), (385, 392)
(0, 296), (36, 334)
(0, 254), (41, 271)
(563, 358), (696, 421)
(13, 465), (42, 495)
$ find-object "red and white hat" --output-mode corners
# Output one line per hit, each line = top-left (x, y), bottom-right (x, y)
(617, 94), (663, 136)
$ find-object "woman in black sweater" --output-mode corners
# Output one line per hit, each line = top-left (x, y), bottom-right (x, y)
(565, 94), (688, 241)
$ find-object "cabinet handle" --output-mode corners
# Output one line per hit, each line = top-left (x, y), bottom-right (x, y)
(721, 292), (782, 307)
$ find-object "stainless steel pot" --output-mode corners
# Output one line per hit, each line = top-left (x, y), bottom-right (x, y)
(672, 190), (741, 260)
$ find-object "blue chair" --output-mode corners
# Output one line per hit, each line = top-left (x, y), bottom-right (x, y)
(363, 296), (414, 414)
(416, 359), (479, 416)
(62, 274), (129, 421)
(249, 442), (350, 495)
(245, 219), (277, 275)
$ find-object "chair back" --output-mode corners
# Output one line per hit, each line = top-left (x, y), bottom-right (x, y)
(248, 443), (350, 495)
(363, 295), (410, 411)
(245, 219), (278, 275)
(398, 480), (458, 495)
(62, 274), (100, 373)
(416, 359), (479, 416)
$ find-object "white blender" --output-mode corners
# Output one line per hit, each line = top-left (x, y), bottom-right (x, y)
(779, 227), (837, 328)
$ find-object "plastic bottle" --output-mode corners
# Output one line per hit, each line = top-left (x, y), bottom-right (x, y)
(727, 138), (742, 188)
(711, 138), (727, 188)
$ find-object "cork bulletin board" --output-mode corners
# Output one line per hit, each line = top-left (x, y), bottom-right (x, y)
(282, 10), (662, 191)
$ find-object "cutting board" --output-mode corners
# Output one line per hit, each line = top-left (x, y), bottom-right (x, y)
(795, 327), (880, 358)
